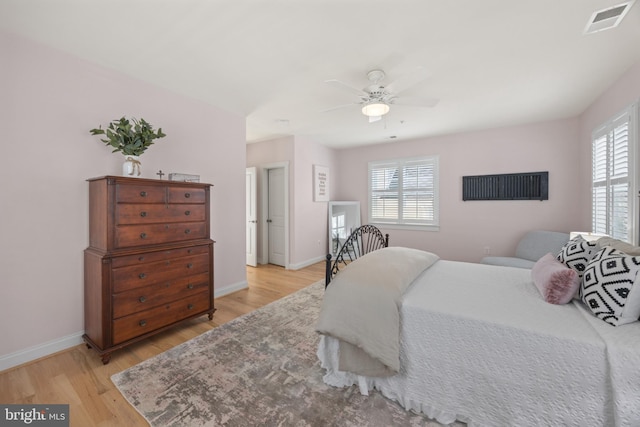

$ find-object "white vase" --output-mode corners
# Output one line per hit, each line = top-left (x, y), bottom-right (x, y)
(122, 155), (142, 177)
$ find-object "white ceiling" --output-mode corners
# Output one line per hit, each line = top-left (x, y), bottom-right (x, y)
(2, 0), (640, 148)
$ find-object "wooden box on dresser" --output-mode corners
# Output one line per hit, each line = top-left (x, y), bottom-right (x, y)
(83, 176), (215, 364)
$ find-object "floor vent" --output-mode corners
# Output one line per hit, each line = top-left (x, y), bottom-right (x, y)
(584, 1), (636, 34)
(462, 171), (549, 201)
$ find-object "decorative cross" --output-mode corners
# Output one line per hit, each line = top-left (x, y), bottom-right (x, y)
(156, 170), (165, 180)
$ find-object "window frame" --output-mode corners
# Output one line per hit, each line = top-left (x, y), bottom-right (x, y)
(368, 155), (440, 231)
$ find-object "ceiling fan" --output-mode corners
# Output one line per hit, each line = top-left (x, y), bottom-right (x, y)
(324, 68), (439, 123)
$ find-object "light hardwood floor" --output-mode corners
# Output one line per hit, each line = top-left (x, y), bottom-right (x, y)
(0, 262), (325, 426)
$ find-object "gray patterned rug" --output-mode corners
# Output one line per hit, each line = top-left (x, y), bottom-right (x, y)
(112, 281), (450, 426)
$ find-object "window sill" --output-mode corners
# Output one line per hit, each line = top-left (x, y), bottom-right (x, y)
(369, 222), (440, 232)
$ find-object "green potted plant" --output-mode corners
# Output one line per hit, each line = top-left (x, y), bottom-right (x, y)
(90, 116), (166, 177)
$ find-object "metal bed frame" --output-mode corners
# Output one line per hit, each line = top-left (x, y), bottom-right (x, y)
(325, 224), (389, 287)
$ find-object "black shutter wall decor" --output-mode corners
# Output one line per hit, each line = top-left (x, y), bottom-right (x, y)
(462, 171), (549, 201)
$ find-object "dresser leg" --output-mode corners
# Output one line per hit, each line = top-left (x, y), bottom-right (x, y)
(101, 353), (112, 365)
(208, 313), (214, 320)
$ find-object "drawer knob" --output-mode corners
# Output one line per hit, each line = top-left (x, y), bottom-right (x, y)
(187, 283), (194, 289)
(140, 191), (147, 197)
(140, 211), (147, 217)
(138, 256), (145, 261)
(138, 296), (146, 303)
(188, 304), (194, 310)
(187, 263), (193, 269)
(184, 193), (191, 198)
(139, 320), (147, 327)
(184, 229), (191, 235)
(139, 273), (146, 279)
(185, 210), (191, 216)
(140, 232), (147, 239)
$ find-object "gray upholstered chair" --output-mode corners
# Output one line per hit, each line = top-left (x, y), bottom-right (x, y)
(481, 230), (570, 269)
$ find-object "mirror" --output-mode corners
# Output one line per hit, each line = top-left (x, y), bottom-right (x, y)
(328, 201), (361, 256)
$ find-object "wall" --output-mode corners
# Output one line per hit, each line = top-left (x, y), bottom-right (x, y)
(291, 136), (337, 268)
(246, 136), (337, 268)
(577, 61), (640, 239)
(0, 31), (247, 369)
(246, 136), (294, 266)
(334, 118), (584, 262)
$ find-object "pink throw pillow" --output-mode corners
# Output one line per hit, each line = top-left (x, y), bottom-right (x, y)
(531, 253), (581, 305)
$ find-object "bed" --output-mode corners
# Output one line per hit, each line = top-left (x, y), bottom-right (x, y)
(316, 226), (640, 426)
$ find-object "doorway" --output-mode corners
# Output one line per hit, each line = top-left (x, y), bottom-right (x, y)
(261, 163), (289, 267)
(246, 167), (257, 267)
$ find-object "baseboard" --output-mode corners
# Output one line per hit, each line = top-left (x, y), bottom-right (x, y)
(0, 332), (85, 372)
(288, 255), (326, 271)
(214, 280), (248, 298)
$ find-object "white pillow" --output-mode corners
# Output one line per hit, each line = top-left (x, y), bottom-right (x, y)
(557, 235), (599, 277)
(580, 246), (640, 326)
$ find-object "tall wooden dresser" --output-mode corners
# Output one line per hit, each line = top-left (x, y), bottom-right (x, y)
(83, 176), (215, 364)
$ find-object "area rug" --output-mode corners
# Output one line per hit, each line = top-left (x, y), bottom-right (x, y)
(112, 281), (455, 426)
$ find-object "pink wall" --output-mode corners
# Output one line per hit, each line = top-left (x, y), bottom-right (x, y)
(0, 31), (247, 366)
(246, 136), (337, 268)
(291, 136), (337, 267)
(577, 61), (640, 233)
(334, 118), (584, 262)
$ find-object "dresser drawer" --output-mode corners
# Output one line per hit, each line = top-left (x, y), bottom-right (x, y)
(112, 291), (211, 344)
(116, 184), (166, 203)
(168, 187), (206, 204)
(111, 245), (209, 268)
(112, 253), (210, 293)
(116, 204), (206, 225)
(115, 222), (208, 248)
(112, 272), (210, 318)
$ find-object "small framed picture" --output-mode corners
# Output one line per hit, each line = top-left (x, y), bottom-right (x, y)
(313, 165), (329, 202)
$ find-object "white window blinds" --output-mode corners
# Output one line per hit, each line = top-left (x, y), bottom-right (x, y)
(369, 156), (439, 227)
(592, 103), (638, 242)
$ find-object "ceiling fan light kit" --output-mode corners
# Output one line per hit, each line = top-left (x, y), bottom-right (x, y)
(362, 102), (390, 117)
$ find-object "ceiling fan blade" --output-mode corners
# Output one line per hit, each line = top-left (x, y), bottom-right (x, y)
(391, 97), (439, 108)
(321, 102), (361, 113)
(325, 79), (368, 97)
(385, 66), (430, 96)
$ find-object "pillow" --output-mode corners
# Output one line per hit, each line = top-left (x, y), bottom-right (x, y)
(596, 236), (640, 256)
(580, 246), (640, 326)
(531, 253), (581, 304)
(556, 235), (599, 277)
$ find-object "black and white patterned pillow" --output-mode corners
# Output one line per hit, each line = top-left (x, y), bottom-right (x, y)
(580, 246), (640, 326)
(556, 235), (599, 277)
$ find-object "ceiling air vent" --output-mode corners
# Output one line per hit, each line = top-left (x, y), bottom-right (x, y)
(584, 1), (636, 34)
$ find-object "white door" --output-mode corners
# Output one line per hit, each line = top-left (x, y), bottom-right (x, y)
(268, 168), (286, 266)
(246, 167), (257, 267)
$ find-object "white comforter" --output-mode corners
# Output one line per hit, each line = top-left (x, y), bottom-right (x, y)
(317, 259), (640, 427)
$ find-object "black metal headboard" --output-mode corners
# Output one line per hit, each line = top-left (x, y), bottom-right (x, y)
(325, 224), (389, 287)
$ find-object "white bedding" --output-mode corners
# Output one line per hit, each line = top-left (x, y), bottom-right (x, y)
(316, 247), (439, 376)
(317, 260), (640, 426)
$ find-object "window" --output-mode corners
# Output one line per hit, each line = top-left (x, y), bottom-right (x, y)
(368, 156), (439, 229)
(331, 212), (346, 240)
(592, 103), (638, 243)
